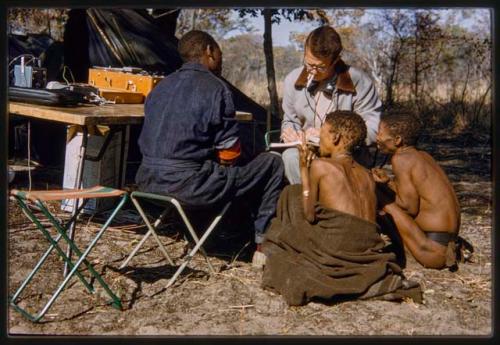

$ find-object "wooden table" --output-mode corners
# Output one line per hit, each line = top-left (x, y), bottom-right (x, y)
(9, 101), (254, 276)
(9, 101), (254, 188)
(9, 101), (254, 192)
(9, 102), (252, 125)
(9, 102), (147, 276)
(9, 101), (254, 184)
(9, 101), (254, 193)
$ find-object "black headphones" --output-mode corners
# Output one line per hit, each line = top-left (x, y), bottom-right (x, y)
(306, 74), (337, 95)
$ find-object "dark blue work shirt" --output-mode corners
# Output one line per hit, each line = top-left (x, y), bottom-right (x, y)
(135, 62), (284, 228)
(138, 62), (240, 164)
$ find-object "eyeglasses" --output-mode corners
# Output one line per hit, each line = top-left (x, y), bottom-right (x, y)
(303, 61), (331, 73)
(303, 55), (340, 73)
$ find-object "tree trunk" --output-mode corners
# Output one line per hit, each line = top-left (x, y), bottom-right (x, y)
(385, 50), (400, 107)
(46, 9), (51, 37)
(263, 9), (280, 133)
(191, 9), (197, 30)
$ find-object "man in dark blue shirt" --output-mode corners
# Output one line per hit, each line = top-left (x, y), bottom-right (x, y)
(136, 30), (284, 262)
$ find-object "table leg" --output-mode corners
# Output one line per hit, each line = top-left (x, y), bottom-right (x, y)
(253, 120), (256, 156)
(117, 125), (127, 188)
(63, 126), (88, 277)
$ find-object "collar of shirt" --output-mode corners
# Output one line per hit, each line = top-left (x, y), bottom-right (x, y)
(294, 58), (355, 95)
(179, 61), (211, 73)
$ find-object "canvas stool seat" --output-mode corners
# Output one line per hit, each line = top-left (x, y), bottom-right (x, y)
(9, 185), (128, 322)
(119, 191), (231, 289)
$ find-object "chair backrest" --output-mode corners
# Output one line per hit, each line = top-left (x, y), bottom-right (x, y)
(264, 129), (282, 150)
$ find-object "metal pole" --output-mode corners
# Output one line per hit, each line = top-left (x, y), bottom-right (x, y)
(64, 126), (88, 276)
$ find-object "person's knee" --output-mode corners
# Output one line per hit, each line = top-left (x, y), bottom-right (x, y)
(260, 151), (284, 169)
(281, 148), (301, 184)
(415, 242), (447, 269)
(282, 148), (299, 163)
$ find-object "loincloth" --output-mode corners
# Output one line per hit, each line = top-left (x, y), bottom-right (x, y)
(425, 231), (473, 271)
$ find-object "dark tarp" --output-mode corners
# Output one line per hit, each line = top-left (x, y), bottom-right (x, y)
(9, 33), (54, 61)
(85, 9), (182, 75)
(8, 33), (65, 85)
(63, 9), (267, 161)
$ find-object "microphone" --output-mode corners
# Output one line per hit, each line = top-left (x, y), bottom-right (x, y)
(306, 73), (314, 89)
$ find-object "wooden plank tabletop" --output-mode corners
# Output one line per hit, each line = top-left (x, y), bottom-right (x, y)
(8, 102), (144, 126)
(9, 102), (254, 126)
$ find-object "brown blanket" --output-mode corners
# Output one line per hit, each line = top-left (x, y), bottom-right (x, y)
(262, 185), (418, 306)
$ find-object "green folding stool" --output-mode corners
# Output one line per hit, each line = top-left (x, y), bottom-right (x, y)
(9, 185), (128, 322)
(119, 191), (231, 289)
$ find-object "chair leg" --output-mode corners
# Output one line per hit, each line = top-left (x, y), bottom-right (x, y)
(165, 201), (232, 288)
(124, 192), (232, 288)
(12, 197), (95, 294)
(131, 196), (174, 265)
(39, 195), (128, 308)
(168, 199), (220, 273)
(119, 197), (174, 269)
(10, 194), (127, 322)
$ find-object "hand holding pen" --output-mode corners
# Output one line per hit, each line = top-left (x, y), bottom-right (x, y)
(281, 124), (305, 143)
(297, 134), (316, 168)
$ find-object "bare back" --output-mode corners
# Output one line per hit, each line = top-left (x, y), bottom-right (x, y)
(392, 149), (460, 233)
(313, 157), (376, 223)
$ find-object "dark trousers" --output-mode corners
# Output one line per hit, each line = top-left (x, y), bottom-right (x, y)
(136, 152), (285, 243)
(231, 152), (284, 243)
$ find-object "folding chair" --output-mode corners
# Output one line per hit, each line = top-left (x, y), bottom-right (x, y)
(9, 185), (128, 322)
(264, 129), (282, 150)
(119, 191), (231, 289)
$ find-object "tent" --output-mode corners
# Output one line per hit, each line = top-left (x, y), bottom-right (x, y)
(63, 8), (267, 160)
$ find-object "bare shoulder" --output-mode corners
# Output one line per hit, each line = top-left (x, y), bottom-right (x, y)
(312, 158), (343, 170)
(391, 150), (420, 172)
(310, 158), (344, 177)
(353, 162), (375, 185)
(418, 150), (440, 165)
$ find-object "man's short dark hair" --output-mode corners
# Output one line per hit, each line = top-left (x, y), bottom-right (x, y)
(305, 26), (343, 61)
(178, 30), (219, 63)
(324, 111), (367, 152)
(381, 111), (422, 146)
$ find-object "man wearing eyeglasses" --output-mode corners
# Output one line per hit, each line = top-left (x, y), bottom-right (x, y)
(280, 26), (382, 184)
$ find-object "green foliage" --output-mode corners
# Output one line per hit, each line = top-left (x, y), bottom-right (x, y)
(238, 8), (328, 25)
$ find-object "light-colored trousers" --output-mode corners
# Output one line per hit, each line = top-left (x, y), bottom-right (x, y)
(281, 148), (302, 185)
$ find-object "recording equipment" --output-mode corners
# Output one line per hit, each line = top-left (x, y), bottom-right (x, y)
(88, 67), (164, 97)
(13, 56), (47, 89)
(306, 73), (315, 89)
(306, 74), (337, 95)
(87, 67), (164, 103)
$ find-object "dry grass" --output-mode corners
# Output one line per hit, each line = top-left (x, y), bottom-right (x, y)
(7, 127), (492, 336)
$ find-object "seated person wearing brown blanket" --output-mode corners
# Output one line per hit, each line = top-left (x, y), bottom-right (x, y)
(372, 112), (461, 269)
(261, 110), (420, 306)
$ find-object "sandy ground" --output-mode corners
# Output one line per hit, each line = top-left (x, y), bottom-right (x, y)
(7, 130), (492, 336)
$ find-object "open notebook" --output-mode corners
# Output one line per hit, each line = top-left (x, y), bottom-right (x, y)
(269, 137), (320, 150)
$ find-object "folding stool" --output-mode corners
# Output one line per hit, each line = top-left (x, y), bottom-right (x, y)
(9, 186), (128, 322)
(119, 191), (231, 289)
